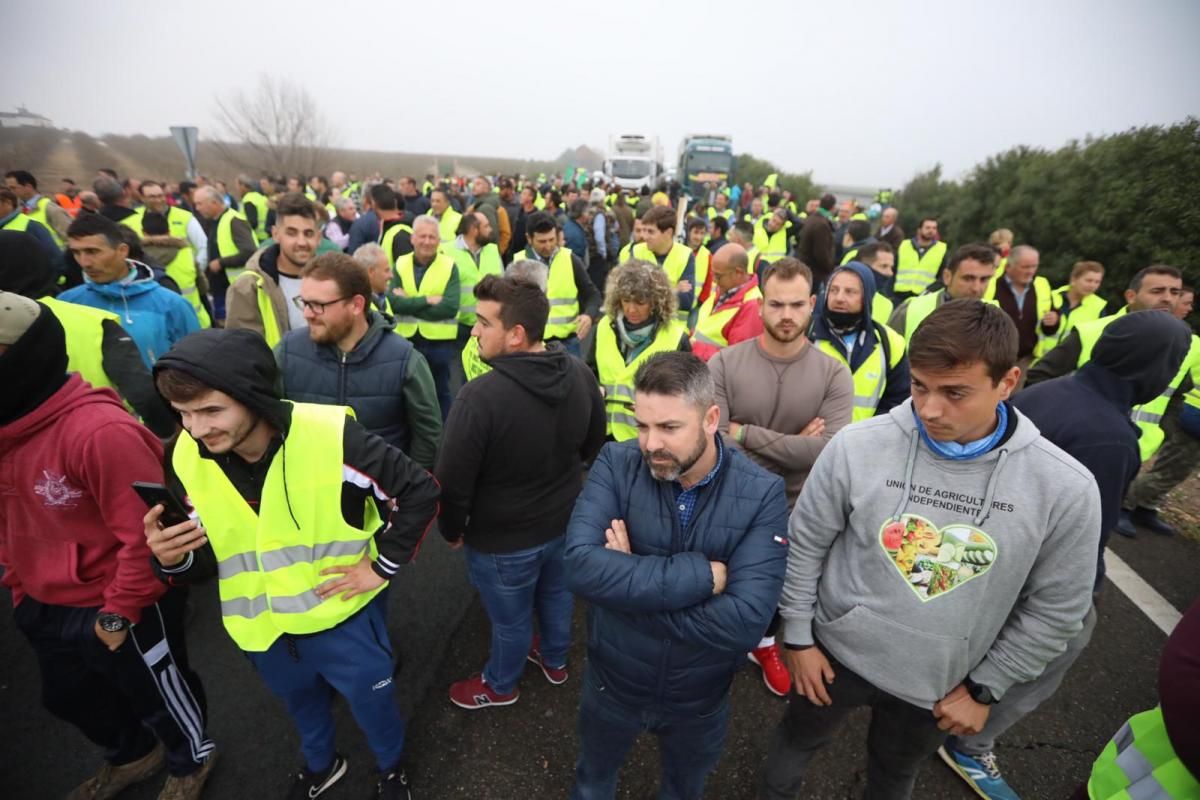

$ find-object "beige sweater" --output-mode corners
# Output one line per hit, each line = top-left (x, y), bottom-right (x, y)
(709, 337), (854, 506)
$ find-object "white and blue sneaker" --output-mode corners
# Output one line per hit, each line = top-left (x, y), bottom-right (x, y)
(938, 737), (1021, 800)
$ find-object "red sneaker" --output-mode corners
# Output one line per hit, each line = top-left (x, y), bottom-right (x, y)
(748, 643), (791, 697)
(527, 635), (569, 685)
(449, 673), (519, 709)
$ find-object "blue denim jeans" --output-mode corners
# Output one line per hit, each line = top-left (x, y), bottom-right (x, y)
(570, 667), (730, 800)
(464, 537), (573, 695)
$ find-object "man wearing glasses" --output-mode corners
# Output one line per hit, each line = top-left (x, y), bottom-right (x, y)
(274, 252), (443, 470)
(226, 193), (321, 346)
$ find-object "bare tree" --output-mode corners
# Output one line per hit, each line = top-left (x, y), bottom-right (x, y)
(212, 74), (334, 177)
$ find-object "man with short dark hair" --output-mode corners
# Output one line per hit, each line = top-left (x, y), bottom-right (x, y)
(636, 205), (697, 324)
(60, 213), (200, 366)
(509, 210), (600, 357)
(147, 328), (438, 800)
(398, 176), (430, 219)
(855, 241), (897, 319)
(889, 243), (998, 342)
(6, 169), (71, 244)
(893, 216), (949, 301)
(439, 273), (606, 709)
(226, 193), (320, 346)
(563, 199), (591, 263)
(275, 252), (442, 468)
(93, 175), (135, 223)
(565, 351), (789, 799)
(710, 258), (853, 696)
(938, 310), (1193, 799)
(373, 186), (413, 267)
(761, 300), (1101, 800)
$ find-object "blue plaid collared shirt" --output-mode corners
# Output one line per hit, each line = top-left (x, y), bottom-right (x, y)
(670, 435), (726, 529)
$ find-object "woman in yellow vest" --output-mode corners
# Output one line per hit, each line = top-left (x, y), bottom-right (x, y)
(810, 263), (910, 421)
(592, 261), (690, 441)
(148, 328), (439, 798)
(1054, 260), (1108, 340)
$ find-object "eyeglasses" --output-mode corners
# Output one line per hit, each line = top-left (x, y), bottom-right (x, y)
(293, 296), (351, 314)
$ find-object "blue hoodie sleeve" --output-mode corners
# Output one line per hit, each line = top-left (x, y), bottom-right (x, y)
(169, 292), (201, 343)
(633, 475), (790, 652)
(564, 445), (717, 612)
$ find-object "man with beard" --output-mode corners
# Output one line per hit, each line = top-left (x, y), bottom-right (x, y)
(226, 193), (320, 347)
(708, 258), (854, 697)
(274, 252), (442, 469)
(564, 351), (789, 799)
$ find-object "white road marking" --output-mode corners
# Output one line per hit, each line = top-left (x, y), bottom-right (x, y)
(1105, 547), (1183, 636)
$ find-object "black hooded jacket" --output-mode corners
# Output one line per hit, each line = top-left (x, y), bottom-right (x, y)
(1012, 310), (1192, 585)
(0, 231), (175, 437)
(150, 328), (440, 584)
(435, 344), (606, 553)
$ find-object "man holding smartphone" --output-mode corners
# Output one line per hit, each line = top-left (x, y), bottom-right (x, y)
(0, 293), (216, 800)
(145, 327), (438, 800)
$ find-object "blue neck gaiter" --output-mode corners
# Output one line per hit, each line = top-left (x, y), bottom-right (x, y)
(912, 402), (1008, 460)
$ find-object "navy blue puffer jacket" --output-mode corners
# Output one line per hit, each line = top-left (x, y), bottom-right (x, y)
(564, 438), (789, 715)
(275, 313), (413, 451)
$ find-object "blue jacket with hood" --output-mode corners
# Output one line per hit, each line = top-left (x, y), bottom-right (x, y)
(57, 260), (200, 368)
(811, 260), (911, 417)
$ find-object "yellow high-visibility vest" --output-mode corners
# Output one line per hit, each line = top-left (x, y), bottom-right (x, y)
(393, 252), (459, 340)
(172, 402), (384, 652)
(895, 239), (948, 295)
(596, 316), (688, 440)
(121, 206), (211, 328)
(815, 323), (906, 421)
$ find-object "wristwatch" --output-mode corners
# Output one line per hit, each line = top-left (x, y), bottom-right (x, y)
(964, 676), (999, 705)
(97, 612), (130, 633)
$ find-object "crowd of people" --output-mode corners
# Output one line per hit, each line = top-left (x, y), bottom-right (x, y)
(1, 163), (1198, 800)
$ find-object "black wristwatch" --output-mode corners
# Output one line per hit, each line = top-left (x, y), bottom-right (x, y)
(964, 676), (999, 705)
(97, 612), (130, 633)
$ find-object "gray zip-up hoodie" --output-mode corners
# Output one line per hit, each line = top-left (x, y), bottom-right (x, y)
(779, 399), (1101, 709)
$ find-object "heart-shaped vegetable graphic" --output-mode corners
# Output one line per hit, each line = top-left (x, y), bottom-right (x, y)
(880, 514), (997, 602)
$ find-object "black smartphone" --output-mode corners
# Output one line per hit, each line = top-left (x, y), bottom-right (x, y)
(131, 481), (192, 527)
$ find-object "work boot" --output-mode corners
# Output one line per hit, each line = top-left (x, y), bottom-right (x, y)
(157, 750), (217, 800)
(67, 741), (165, 800)
(1131, 506), (1176, 536)
(1114, 509), (1138, 538)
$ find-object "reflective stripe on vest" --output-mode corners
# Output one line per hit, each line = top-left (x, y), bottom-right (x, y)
(171, 402), (384, 652)
(1077, 312), (1195, 461)
(40, 296), (116, 390)
(815, 324), (905, 422)
(447, 243), (503, 326)
(895, 239), (947, 295)
(633, 242), (693, 323)
(393, 252), (458, 340)
(1086, 706), (1200, 799)
(541, 248), (580, 339)
(596, 316), (688, 440)
(752, 220), (790, 263)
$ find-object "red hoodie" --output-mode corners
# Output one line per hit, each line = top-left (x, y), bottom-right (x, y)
(0, 375), (167, 622)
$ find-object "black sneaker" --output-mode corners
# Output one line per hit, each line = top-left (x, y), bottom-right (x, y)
(375, 765), (412, 799)
(1132, 506), (1176, 536)
(286, 754), (348, 800)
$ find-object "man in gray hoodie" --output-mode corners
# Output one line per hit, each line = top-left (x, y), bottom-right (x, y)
(761, 300), (1101, 800)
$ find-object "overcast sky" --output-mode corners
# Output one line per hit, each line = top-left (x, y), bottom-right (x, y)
(6, 0), (1199, 187)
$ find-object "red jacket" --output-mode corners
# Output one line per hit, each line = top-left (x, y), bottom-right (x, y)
(0, 375), (167, 622)
(691, 278), (764, 362)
